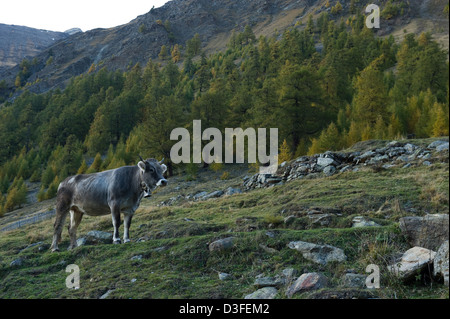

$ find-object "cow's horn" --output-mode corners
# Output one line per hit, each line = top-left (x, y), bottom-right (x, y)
(139, 155), (145, 162)
(159, 158), (165, 164)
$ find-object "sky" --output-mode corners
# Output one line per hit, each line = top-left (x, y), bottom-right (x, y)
(0, 0), (170, 32)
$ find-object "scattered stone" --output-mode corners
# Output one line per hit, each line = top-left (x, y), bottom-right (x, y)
(20, 242), (43, 252)
(317, 157), (335, 167)
(368, 155), (389, 165)
(284, 215), (296, 225)
(323, 165), (336, 176)
(402, 163), (412, 169)
(219, 272), (233, 281)
(254, 276), (285, 288)
(428, 140), (447, 149)
(265, 231), (276, 238)
(433, 240), (449, 286)
(224, 187), (242, 196)
(201, 190), (224, 200)
(422, 161), (432, 166)
(388, 246), (436, 280)
(259, 244), (278, 254)
(352, 216), (381, 228)
(85, 230), (113, 244)
(339, 165), (352, 173)
(286, 272), (328, 297)
(399, 214), (449, 250)
(130, 255), (143, 261)
(308, 212), (335, 226)
(404, 143), (415, 153)
(76, 237), (88, 247)
(152, 246), (168, 252)
(341, 273), (367, 288)
(436, 142), (449, 152)
(281, 268), (298, 283)
(244, 287), (278, 299)
(130, 278), (137, 283)
(209, 237), (235, 252)
(287, 241), (347, 265)
(99, 289), (115, 299)
(193, 191), (208, 200)
(10, 258), (24, 267)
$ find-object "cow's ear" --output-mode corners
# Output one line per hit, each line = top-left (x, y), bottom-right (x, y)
(138, 161), (146, 172)
(161, 164), (167, 173)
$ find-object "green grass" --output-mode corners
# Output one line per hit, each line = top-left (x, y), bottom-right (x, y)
(0, 148), (448, 299)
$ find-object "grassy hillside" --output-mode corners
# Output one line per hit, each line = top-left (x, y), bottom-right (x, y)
(0, 138), (448, 299)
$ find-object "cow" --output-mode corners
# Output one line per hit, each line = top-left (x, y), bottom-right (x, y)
(50, 157), (167, 252)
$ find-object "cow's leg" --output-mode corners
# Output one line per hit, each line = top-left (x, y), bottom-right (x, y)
(51, 191), (71, 252)
(68, 207), (83, 250)
(111, 204), (121, 244)
(123, 212), (133, 243)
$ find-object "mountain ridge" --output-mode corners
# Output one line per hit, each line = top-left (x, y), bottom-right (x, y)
(0, 0), (448, 100)
(0, 23), (68, 71)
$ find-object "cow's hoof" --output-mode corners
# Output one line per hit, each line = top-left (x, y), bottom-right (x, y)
(113, 240), (122, 244)
(123, 239), (131, 244)
(51, 248), (59, 253)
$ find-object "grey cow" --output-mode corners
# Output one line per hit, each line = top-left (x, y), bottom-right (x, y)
(50, 158), (167, 252)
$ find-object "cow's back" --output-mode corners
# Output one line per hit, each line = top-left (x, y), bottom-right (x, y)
(59, 166), (138, 216)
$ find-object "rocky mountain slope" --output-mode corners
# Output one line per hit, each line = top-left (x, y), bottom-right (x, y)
(0, 0), (448, 99)
(0, 24), (68, 71)
(0, 137), (448, 299)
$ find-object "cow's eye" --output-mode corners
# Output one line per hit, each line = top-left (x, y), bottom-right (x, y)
(148, 168), (155, 173)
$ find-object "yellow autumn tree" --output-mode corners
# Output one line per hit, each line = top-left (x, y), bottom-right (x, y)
(278, 139), (292, 164)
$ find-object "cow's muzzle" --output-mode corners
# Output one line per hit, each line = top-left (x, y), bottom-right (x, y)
(157, 179), (168, 187)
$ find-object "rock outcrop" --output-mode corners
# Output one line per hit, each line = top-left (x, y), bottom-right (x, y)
(244, 140), (448, 190)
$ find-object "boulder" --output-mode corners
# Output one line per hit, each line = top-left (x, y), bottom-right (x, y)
(399, 214), (449, 250)
(201, 190), (224, 200)
(352, 216), (381, 228)
(388, 246), (436, 280)
(224, 187), (242, 196)
(254, 276), (285, 288)
(436, 142), (449, 152)
(209, 237), (235, 252)
(433, 240), (449, 286)
(85, 230), (113, 244)
(317, 157), (335, 167)
(368, 154), (389, 165)
(341, 273), (367, 288)
(323, 165), (336, 176)
(285, 272), (328, 297)
(287, 241), (347, 265)
(192, 191), (208, 200)
(428, 140), (448, 149)
(245, 287), (278, 299)
(308, 213), (335, 226)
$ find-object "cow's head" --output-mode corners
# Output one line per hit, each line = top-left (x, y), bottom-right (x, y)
(138, 157), (168, 198)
